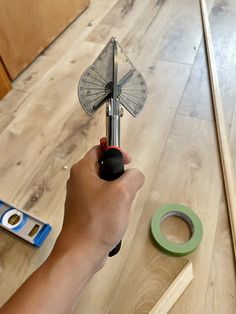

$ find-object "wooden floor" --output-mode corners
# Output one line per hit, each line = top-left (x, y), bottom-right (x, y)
(0, 0), (236, 313)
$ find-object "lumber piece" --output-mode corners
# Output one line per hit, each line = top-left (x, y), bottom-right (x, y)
(149, 261), (193, 314)
(200, 0), (236, 262)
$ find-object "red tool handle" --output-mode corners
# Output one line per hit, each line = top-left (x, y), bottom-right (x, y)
(100, 147), (124, 256)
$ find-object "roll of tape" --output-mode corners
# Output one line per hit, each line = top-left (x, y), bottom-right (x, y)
(151, 204), (203, 256)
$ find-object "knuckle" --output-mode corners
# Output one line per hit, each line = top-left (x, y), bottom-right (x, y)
(70, 165), (77, 176)
(70, 162), (82, 176)
(134, 168), (144, 178)
(138, 171), (145, 184)
(116, 182), (130, 201)
(132, 169), (145, 186)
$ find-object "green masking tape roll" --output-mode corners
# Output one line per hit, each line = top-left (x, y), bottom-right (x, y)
(151, 204), (203, 257)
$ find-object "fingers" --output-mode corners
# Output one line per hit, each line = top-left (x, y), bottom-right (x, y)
(117, 168), (145, 197)
(100, 137), (131, 164)
(84, 145), (103, 162)
(74, 142), (133, 177)
(82, 145), (103, 174)
(121, 149), (131, 165)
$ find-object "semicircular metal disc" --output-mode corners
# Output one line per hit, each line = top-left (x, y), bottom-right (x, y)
(78, 38), (115, 115)
(78, 37), (148, 116)
(118, 69), (148, 117)
(116, 42), (148, 117)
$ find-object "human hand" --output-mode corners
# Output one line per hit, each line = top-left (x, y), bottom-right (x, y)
(0, 145), (144, 314)
(55, 143), (144, 266)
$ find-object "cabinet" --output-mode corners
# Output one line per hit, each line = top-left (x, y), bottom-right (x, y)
(0, 57), (11, 99)
(0, 0), (90, 99)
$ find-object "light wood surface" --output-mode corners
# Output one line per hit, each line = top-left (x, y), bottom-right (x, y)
(200, 0), (236, 263)
(0, 58), (11, 100)
(0, 0), (236, 313)
(150, 261), (193, 314)
(0, 0), (90, 79)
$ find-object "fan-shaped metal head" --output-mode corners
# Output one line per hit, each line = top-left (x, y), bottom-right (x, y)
(78, 37), (148, 117)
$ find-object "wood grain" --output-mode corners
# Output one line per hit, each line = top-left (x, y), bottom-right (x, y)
(0, 51), (192, 314)
(0, 0), (90, 79)
(178, 0), (236, 124)
(150, 261), (193, 314)
(200, 0), (236, 263)
(204, 196), (236, 313)
(85, 0), (210, 67)
(145, 113), (222, 314)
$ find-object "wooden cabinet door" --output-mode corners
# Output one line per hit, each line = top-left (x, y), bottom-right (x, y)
(0, 57), (11, 99)
(0, 0), (90, 79)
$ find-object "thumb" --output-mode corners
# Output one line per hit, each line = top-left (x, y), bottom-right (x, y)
(117, 168), (145, 197)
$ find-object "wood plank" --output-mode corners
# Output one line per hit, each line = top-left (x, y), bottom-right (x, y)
(120, 0), (211, 66)
(86, 0), (211, 67)
(0, 58), (191, 310)
(205, 0), (236, 304)
(0, 89), (28, 116)
(177, 42), (213, 120)
(175, 1), (236, 311)
(200, 0), (236, 264)
(0, 59), (11, 100)
(231, 104), (236, 173)
(0, 0), (90, 79)
(204, 196), (236, 313)
(178, 0), (236, 124)
(149, 114), (222, 314)
(149, 261), (193, 314)
(0, 113), (14, 134)
(85, 0), (157, 44)
(100, 257), (190, 314)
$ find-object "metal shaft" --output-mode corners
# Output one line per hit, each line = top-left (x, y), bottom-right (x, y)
(106, 100), (120, 146)
(106, 37), (120, 147)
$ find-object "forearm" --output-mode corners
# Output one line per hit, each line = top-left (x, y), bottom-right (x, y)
(1, 237), (107, 314)
(0, 145), (144, 314)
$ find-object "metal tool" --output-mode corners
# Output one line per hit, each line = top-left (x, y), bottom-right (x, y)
(0, 200), (52, 247)
(78, 37), (148, 256)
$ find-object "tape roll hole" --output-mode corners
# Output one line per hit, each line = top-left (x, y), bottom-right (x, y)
(160, 211), (194, 244)
(8, 214), (21, 226)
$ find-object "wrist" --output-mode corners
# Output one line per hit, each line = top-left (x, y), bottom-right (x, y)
(51, 231), (108, 273)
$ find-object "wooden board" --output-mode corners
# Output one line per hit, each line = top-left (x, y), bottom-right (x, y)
(178, 0), (236, 124)
(0, 0), (90, 79)
(150, 261), (193, 314)
(0, 23), (193, 314)
(171, 0), (236, 312)
(0, 58), (11, 100)
(0, 52), (191, 312)
(204, 196), (236, 313)
(86, 0), (207, 65)
(204, 1), (236, 311)
(200, 0), (236, 263)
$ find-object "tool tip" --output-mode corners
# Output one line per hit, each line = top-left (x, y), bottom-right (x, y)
(111, 36), (117, 43)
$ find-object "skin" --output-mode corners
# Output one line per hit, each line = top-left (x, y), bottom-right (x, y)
(0, 144), (144, 314)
